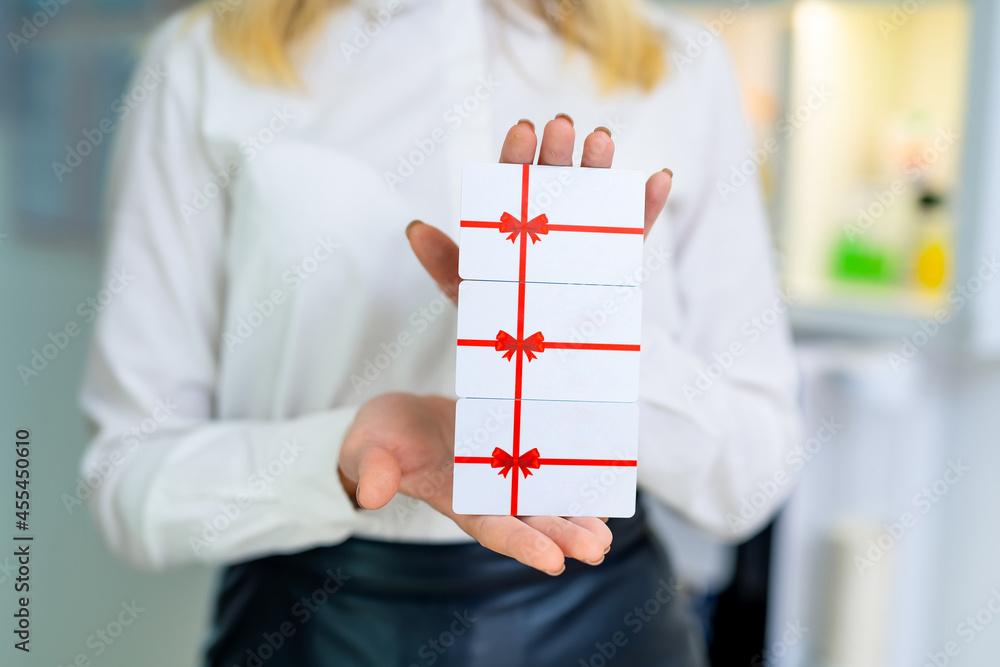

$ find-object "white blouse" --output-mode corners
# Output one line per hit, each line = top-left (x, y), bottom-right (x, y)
(80, 0), (802, 569)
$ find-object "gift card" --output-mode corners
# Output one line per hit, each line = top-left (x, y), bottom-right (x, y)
(455, 280), (641, 402)
(453, 398), (638, 517)
(458, 163), (645, 286)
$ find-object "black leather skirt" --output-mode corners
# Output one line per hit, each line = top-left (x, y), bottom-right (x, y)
(203, 501), (707, 667)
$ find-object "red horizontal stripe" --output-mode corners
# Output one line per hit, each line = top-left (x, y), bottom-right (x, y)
(545, 224), (642, 235)
(456, 339), (639, 352)
(459, 220), (641, 235)
(460, 220), (503, 229)
(454, 457), (637, 467)
(456, 339), (497, 347)
(543, 342), (640, 352)
(540, 458), (637, 467)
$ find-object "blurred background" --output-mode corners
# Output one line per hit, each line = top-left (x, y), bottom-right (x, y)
(2, 0), (999, 665)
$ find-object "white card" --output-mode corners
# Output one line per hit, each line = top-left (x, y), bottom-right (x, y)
(455, 280), (641, 402)
(453, 398), (638, 517)
(458, 163), (645, 286)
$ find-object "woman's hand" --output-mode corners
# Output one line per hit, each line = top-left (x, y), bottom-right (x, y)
(338, 392), (612, 575)
(338, 116), (673, 576)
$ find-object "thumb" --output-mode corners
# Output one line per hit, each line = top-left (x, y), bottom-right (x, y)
(644, 169), (673, 239)
(355, 446), (402, 510)
(406, 220), (461, 305)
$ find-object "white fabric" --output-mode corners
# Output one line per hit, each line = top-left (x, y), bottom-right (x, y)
(79, 0), (802, 569)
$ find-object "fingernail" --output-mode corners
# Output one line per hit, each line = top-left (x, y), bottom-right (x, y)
(355, 483), (364, 510)
(517, 118), (535, 132)
(405, 220), (422, 239)
(586, 556), (605, 566)
(555, 113), (574, 127)
(604, 546), (611, 555)
(661, 168), (674, 178)
(594, 126), (612, 138)
(548, 564), (566, 576)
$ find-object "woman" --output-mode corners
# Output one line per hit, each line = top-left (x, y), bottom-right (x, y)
(80, 0), (801, 664)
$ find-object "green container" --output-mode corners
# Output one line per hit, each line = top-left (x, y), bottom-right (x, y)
(830, 234), (897, 285)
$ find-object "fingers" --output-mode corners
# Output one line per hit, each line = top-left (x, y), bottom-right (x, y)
(448, 510), (614, 576)
(644, 169), (673, 239)
(406, 221), (461, 304)
(580, 127), (614, 169)
(456, 514), (567, 575)
(500, 120), (538, 164)
(538, 114), (576, 166)
(499, 117), (616, 169)
(567, 516), (614, 544)
(522, 516), (612, 565)
(355, 446), (402, 510)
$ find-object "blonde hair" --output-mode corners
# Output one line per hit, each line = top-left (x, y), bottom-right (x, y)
(209, 0), (666, 91)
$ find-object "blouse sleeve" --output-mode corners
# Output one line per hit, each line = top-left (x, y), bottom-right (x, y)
(637, 38), (803, 540)
(78, 17), (363, 570)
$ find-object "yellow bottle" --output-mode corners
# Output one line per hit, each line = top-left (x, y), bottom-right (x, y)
(912, 191), (949, 293)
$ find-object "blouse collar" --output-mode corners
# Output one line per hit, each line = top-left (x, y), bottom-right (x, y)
(350, 0), (549, 36)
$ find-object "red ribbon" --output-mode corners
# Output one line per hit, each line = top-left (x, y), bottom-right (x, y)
(456, 446), (638, 485)
(495, 330), (545, 362)
(499, 212), (549, 244)
(491, 447), (541, 478)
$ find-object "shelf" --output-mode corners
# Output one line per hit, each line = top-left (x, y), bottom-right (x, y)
(780, 0), (971, 329)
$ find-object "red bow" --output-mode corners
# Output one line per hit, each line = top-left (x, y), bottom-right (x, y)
(495, 330), (545, 361)
(499, 212), (549, 244)
(491, 447), (541, 478)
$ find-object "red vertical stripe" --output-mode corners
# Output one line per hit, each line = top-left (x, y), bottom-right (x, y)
(510, 165), (532, 514)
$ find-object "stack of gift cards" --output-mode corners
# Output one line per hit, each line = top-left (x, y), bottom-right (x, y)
(452, 163), (645, 517)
